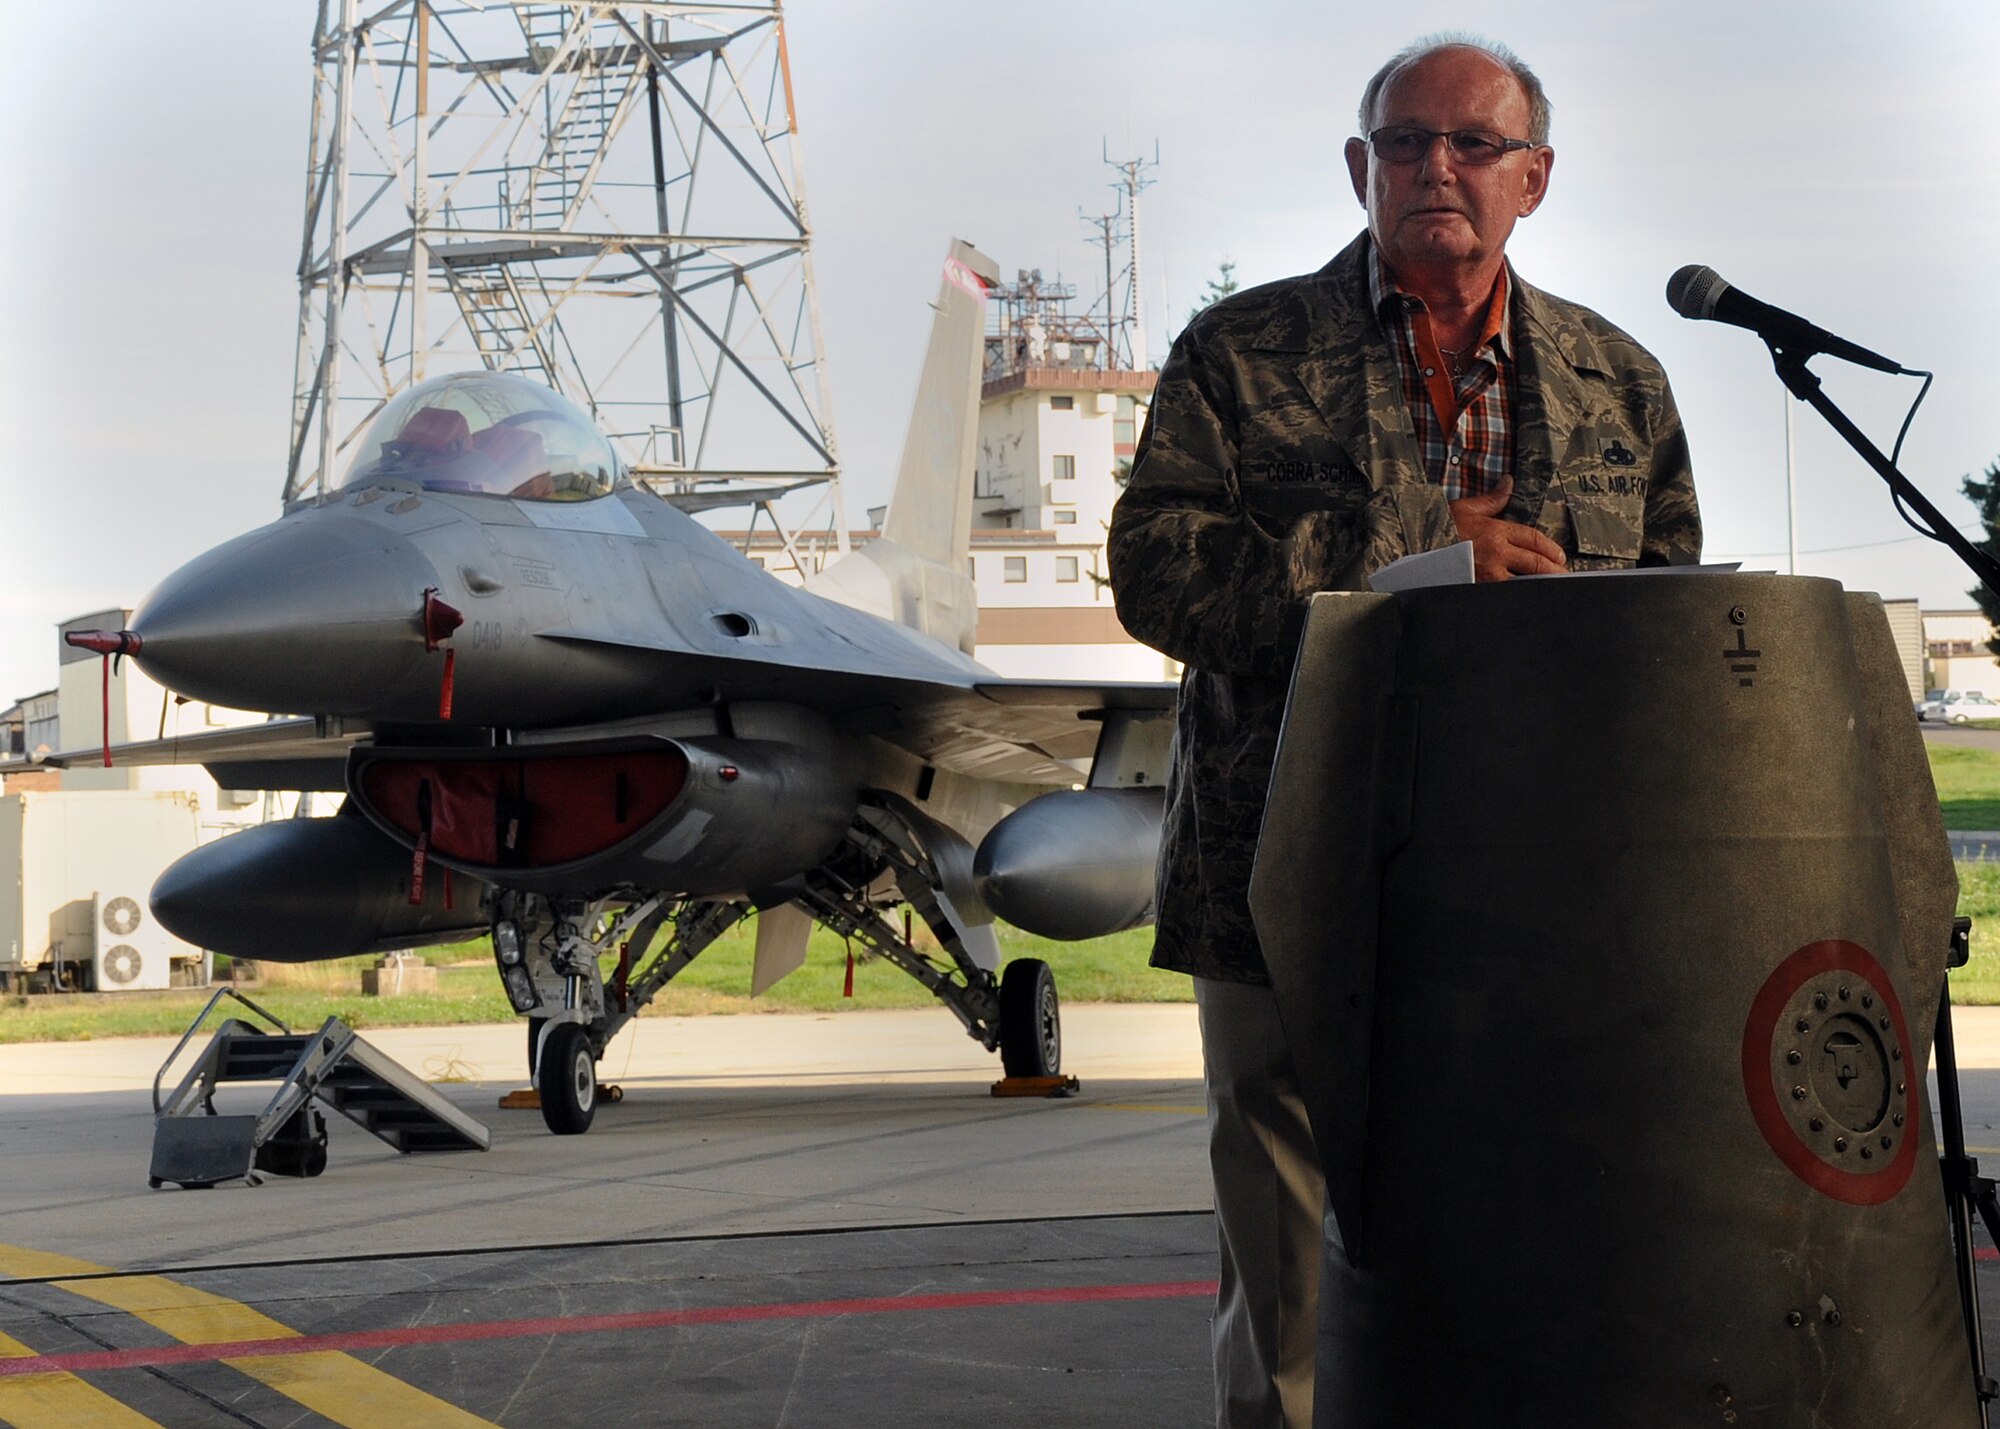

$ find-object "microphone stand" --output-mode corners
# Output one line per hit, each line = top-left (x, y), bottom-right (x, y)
(1773, 341), (2000, 1421)
(1768, 347), (2000, 596)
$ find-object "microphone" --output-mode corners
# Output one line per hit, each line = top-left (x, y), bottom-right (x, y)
(1665, 265), (1902, 374)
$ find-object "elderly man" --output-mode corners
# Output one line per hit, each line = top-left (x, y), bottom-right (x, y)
(1107, 34), (1700, 1429)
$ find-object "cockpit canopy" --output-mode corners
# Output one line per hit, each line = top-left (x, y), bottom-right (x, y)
(341, 372), (624, 502)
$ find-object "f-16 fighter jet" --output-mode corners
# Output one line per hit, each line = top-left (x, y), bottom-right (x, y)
(63, 243), (1172, 1133)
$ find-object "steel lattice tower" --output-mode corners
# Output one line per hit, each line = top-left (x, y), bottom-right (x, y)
(289, 0), (846, 566)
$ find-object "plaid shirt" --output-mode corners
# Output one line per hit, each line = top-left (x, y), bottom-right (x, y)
(1369, 252), (1514, 502)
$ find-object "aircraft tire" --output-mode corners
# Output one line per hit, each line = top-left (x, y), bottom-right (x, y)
(999, 957), (1061, 1078)
(538, 1022), (597, 1135)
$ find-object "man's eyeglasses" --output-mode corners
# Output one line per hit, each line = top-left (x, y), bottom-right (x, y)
(1366, 126), (1535, 166)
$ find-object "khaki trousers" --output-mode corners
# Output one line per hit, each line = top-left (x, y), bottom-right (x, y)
(1195, 976), (1325, 1429)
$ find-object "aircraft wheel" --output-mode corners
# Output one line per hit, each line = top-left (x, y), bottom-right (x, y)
(538, 1022), (597, 1135)
(999, 958), (1061, 1078)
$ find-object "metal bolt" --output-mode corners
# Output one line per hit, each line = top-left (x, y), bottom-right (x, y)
(1893, 1113), (1905, 1128)
(1787, 1050), (1803, 1066)
(1882, 1136), (1893, 1150)
(1796, 1018), (1812, 1033)
(1835, 1137), (1849, 1152)
(1792, 1085), (1808, 1101)
(1730, 606), (1748, 626)
(1809, 1117), (1825, 1132)
(1892, 1047), (1902, 1061)
(1825, 1310), (1842, 1326)
(1898, 1082), (1907, 1095)
(1879, 1015), (1891, 1030)
(1786, 1310), (1804, 1327)
(1839, 985), (1850, 1001)
(1814, 992), (1829, 1010)
(1860, 1146), (1873, 1160)
(1862, 994), (1874, 1009)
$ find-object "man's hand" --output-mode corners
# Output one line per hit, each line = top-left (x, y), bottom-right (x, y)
(1449, 477), (1567, 582)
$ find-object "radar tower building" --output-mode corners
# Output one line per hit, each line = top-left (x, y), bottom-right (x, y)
(290, 1), (846, 573)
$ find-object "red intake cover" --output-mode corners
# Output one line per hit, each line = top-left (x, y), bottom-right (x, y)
(361, 749), (688, 869)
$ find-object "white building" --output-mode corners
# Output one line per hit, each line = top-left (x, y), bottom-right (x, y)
(1924, 608), (2000, 695)
(967, 365), (1167, 681)
(731, 364), (1173, 683)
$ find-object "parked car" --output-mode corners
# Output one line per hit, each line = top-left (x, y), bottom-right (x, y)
(1918, 688), (1945, 718)
(1921, 690), (2000, 724)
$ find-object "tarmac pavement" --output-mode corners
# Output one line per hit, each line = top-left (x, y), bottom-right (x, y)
(7, 1003), (2000, 1425)
(0, 1005), (1214, 1427)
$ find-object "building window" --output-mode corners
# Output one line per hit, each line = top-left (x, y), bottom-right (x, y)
(1004, 556), (1027, 583)
(1052, 454), (1076, 482)
(1114, 394), (1137, 447)
(1056, 556), (1079, 583)
(1052, 509), (1078, 525)
(1050, 395), (1074, 411)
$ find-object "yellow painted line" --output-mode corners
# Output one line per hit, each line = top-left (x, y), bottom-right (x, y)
(1091, 1103), (1206, 1115)
(0, 1330), (161, 1429)
(0, 1247), (497, 1429)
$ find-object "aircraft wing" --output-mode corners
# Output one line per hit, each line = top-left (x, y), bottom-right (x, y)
(37, 682), (1175, 792)
(884, 680), (1176, 784)
(39, 717), (367, 791)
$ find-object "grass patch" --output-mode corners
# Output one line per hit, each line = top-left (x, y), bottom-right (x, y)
(1929, 744), (2000, 830)
(1952, 861), (2000, 1004)
(0, 917), (1182, 1045)
(0, 967), (518, 1045)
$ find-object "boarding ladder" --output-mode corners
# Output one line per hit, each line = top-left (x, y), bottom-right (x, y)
(148, 988), (489, 1189)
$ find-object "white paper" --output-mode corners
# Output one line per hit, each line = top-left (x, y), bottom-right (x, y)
(1367, 541), (1476, 593)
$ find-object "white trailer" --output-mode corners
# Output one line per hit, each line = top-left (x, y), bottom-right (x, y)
(0, 791), (206, 992)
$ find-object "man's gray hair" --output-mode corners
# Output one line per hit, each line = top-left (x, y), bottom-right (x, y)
(1358, 34), (1551, 147)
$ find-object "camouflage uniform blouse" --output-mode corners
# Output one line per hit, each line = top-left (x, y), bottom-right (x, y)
(1108, 233), (1702, 985)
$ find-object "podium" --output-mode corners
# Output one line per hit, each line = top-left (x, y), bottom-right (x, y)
(1249, 573), (1976, 1427)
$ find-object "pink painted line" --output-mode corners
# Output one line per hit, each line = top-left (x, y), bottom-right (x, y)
(0, 1279), (1217, 1378)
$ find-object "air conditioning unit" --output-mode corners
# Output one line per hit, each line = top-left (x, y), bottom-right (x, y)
(92, 892), (173, 991)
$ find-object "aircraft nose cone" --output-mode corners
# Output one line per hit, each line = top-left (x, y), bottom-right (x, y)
(130, 511), (442, 716)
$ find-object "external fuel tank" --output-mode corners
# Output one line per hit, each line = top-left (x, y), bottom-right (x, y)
(1248, 573), (1974, 1427)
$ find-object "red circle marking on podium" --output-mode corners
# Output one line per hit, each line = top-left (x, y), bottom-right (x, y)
(1741, 939), (1919, 1205)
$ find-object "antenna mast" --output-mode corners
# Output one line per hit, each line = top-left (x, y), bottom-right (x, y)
(1102, 143), (1159, 371)
(1079, 209), (1120, 371)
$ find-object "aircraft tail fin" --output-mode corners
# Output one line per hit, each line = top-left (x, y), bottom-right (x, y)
(807, 240), (998, 656)
(880, 239), (999, 566)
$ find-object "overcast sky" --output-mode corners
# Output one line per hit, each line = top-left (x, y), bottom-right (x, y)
(5, 1), (1999, 704)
